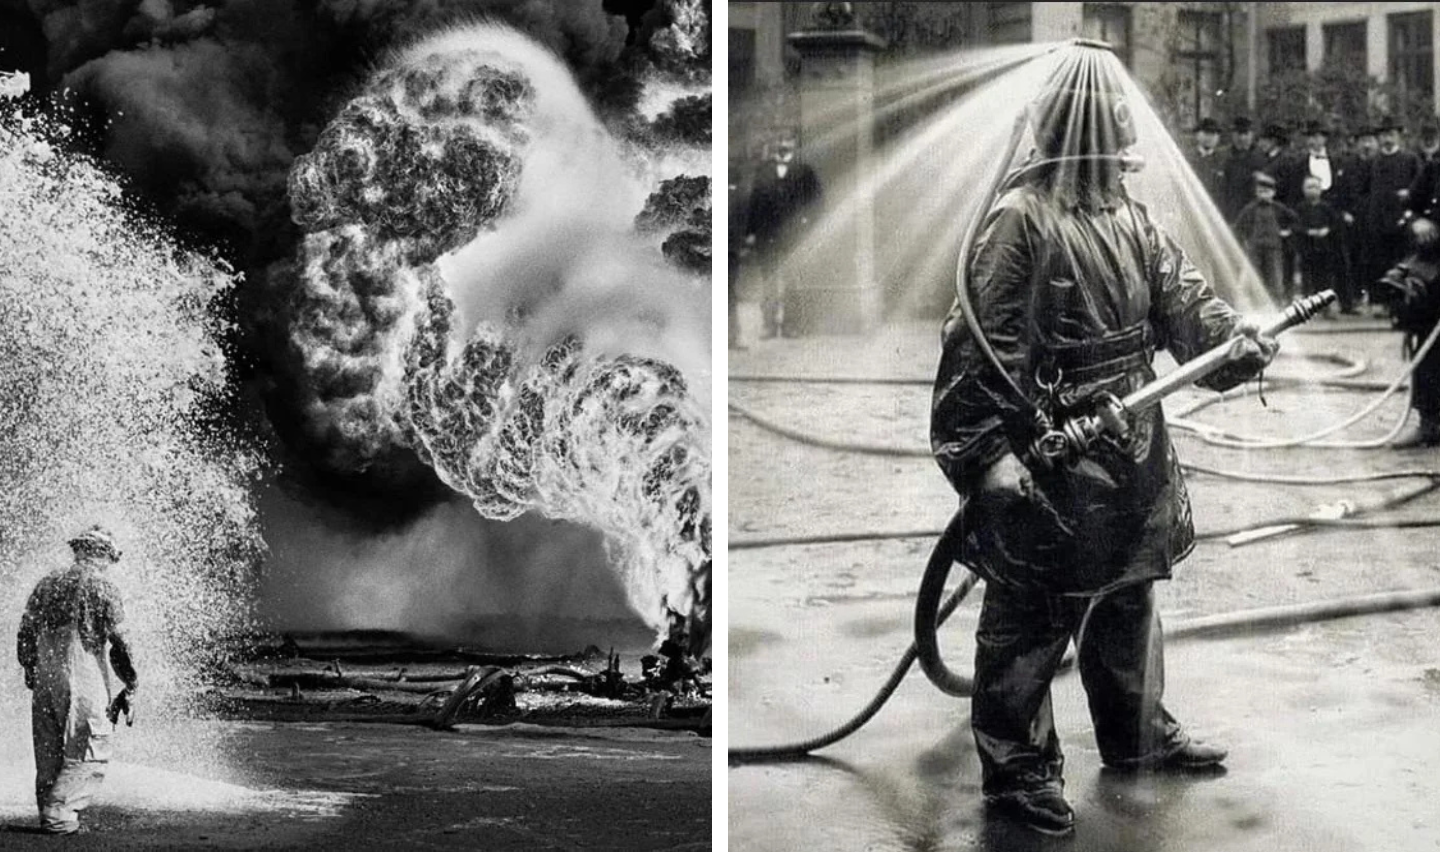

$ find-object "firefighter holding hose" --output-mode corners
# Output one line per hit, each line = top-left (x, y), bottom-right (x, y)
(930, 44), (1277, 835)
(1384, 158), (1440, 448)
(16, 526), (138, 835)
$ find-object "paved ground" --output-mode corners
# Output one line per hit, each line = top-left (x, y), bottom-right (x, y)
(1, 720), (710, 850)
(728, 309), (1440, 851)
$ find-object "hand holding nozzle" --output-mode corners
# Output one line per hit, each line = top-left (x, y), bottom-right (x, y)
(107, 687), (135, 727)
(1229, 316), (1280, 373)
(1025, 290), (1334, 468)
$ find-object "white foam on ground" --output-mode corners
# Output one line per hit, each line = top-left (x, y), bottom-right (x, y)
(0, 761), (363, 822)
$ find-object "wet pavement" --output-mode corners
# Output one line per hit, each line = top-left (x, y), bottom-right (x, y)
(1, 720), (710, 850)
(729, 314), (1440, 851)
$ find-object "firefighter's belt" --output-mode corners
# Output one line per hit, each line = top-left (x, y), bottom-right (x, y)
(1035, 323), (1155, 383)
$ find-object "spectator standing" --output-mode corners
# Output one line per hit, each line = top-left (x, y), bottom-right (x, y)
(1417, 121), (1440, 164)
(1234, 171), (1299, 301)
(1221, 116), (1264, 221)
(1328, 126), (1376, 313)
(1187, 117), (1226, 205)
(744, 135), (823, 339)
(1295, 174), (1344, 302)
(1296, 121), (1336, 201)
(1363, 118), (1423, 310)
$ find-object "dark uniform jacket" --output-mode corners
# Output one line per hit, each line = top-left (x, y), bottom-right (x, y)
(1365, 148), (1423, 234)
(1259, 149), (1299, 204)
(744, 162), (822, 252)
(1220, 144), (1265, 220)
(1187, 147), (1226, 206)
(932, 184), (1252, 596)
(1329, 152), (1371, 220)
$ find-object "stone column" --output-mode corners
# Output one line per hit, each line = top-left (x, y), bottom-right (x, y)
(785, 20), (886, 335)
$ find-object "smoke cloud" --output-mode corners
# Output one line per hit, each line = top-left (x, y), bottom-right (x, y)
(281, 20), (710, 646)
(2, 1), (711, 648)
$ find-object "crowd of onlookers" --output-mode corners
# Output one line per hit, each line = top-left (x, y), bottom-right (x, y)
(1186, 115), (1440, 314)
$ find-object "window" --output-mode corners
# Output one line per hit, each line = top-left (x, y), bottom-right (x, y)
(1323, 20), (1367, 69)
(1176, 10), (1224, 126)
(1082, 4), (1133, 68)
(1389, 11), (1434, 100)
(1267, 26), (1307, 75)
(986, 2), (1032, 45)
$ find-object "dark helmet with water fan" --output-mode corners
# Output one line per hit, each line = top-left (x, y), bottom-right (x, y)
(1027, 40), (1137, 159)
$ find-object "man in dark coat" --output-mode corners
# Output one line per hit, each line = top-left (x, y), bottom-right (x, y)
(1417, 121), (1440, 164)
(1186, 116), (1226, 206)
(743, 135), (823, 339)
(1294, 121), (1338, 201)
(930, 44), (1276, 837)
(1364, 118), (1423, 309)
(1256, 123), (1301, 205)
(1220, 116), (1264, 221)
(1328, 126), (1377, 313)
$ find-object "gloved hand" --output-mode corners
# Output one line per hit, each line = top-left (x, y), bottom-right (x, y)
(1232, 317), (1280, 369)
(978, 452), (1032, 502)
(107, 687), (135, 727)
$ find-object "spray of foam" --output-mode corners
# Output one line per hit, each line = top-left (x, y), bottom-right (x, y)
(0, 81), (264, 769)
(285, 23), (711, 652)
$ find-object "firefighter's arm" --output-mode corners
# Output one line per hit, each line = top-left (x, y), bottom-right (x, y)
(932, 197), (1035, 492)
(103, 583), (139, 692)
(17, 608), (36, 690)
(1146, 216), (1276, 392)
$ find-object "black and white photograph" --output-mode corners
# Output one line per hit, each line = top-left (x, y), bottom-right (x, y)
(728, 2), (1440, 849)
(0, 0), (712, 848)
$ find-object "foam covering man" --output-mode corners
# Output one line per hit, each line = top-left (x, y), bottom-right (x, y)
(16, 526), (138, 834)
(929, 45), (1276, 835)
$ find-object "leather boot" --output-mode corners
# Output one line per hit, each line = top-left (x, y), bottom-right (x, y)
(984, 779), (1075, 836)
(1391, 416), (1440, 449)
(1159, 739), (1228, 770)
(1104, 738), (1228, 773)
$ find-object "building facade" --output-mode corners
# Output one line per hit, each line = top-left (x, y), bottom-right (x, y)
(1256, 2), (1440, 114)
(731, 2), (1440, 133)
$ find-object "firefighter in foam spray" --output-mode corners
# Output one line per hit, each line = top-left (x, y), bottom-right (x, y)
(16, 526), (138, 834)
(930, 43), (1277, 835)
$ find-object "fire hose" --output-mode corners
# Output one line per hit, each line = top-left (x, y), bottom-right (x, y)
(731, 305), (1440, 761)
(729, 286), (1440, 760)
(731, 564), (1440, 762)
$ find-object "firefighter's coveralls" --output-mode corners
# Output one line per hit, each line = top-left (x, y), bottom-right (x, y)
(931, 179), (1270, 797)
(16, 535), (137, 834)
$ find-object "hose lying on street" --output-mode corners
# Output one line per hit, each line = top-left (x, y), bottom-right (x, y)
(730, 574), (1440, 762)
(730, 324), (1440, 762)
(1168, 319), (1440, 449)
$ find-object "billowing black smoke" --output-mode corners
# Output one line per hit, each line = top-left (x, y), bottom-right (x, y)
(0, 0), (708, 525)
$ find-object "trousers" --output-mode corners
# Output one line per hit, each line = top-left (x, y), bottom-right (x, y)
(972, 580), (1186, 794)
(31, 627), (113, 833)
